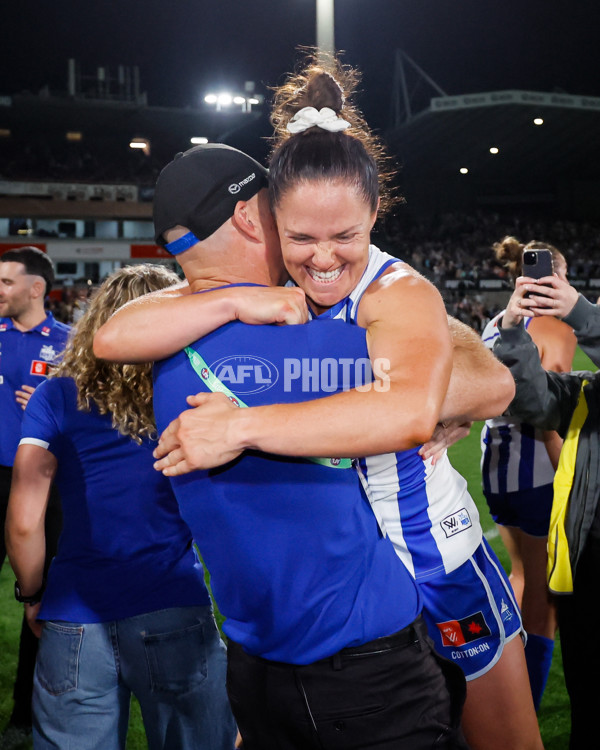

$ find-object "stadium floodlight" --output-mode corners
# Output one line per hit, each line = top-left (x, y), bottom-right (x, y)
(489, 147), (499, 154)
(217, 93), (233, 107)
(533, 118), (544, 126)
(204, 90), (263, 112)
(190, 137), (209, 145)
(129, 137), (150, 155)
(459, 167), (469, 174)
(316, 0), (335, 54)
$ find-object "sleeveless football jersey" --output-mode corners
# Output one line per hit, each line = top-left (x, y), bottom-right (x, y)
(314, 245), (482, 580)
(481, 311), (555, 495)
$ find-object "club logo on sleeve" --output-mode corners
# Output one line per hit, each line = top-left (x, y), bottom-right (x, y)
(30, 360), (50, 376)
(436, 611), (491, 647)
(440, 507), (472, 538)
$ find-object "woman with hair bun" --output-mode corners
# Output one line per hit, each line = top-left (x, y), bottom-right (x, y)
(5, 265), (236, 750)
(258, 55), (542, 750)
(482, 236), (576, 712)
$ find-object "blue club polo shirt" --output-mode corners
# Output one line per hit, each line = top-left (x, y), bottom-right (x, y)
(0, 312), (70, 466)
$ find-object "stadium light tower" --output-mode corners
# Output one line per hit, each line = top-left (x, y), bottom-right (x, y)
(316, 0), (335, 54)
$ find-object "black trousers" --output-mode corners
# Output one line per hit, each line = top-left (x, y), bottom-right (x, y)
(226, 614), (468, 750)
(557, 510), (600, 750)
(0, 464), (62, 726)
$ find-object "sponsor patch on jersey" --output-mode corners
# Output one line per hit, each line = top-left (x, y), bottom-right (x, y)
(440, 507), (472, 538)
(0, 323), (8, 332)
(41, 326), (51, 337)
(436, 611), (492, 647)
(39, 344), (57, 362)
(30, 360), (49, 376)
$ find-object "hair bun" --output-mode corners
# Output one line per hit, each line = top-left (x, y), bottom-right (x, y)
(300, 71), (344, 112)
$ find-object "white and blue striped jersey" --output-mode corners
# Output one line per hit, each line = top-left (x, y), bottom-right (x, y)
(313, 245), (483, 580)
(480, 311), (555, 495)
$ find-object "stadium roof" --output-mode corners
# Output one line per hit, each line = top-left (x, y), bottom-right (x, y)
(386, 90), (600, 211)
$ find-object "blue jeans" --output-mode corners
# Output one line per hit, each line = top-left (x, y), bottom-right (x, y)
(32, 606), (237, 750)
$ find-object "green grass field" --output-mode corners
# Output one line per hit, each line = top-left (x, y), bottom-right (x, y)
(1, 346), (596, 748)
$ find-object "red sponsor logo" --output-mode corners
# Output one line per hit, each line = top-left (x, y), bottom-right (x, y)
(30, 360), (49, 376)
(436, 611), (491, 647)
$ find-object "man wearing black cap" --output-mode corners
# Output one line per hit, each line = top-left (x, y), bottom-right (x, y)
(96, 143), (471, 750)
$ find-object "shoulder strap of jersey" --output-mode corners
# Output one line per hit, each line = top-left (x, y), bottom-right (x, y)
(184, 347), (352, 470)
(346, 245), (401, 323)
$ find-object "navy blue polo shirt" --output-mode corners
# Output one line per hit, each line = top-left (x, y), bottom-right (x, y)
(0, 312), (70, 466)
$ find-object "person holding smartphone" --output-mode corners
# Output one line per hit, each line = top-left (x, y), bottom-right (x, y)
(481, 236), (577, 711)
(491, 272), (600, 749)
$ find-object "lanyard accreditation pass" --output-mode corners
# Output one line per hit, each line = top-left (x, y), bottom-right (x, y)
(184, 347), (352, 470)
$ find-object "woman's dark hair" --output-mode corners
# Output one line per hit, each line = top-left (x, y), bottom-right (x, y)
(268, 50), (398, 217)
(493, 236), (565, 281)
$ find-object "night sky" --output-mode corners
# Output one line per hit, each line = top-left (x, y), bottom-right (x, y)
(3, 0), (600, 129)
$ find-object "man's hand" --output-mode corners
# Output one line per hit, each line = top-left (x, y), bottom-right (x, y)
(418, 420), (472, 464)
(234, 286), (308, 326)
(15, 384), (35, 410)
(153, 392), (243, 475)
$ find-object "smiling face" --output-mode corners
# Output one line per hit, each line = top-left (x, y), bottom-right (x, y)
(274, 179), (378, 314)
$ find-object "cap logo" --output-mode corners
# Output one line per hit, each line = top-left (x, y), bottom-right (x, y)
(228, 172), (256, 195)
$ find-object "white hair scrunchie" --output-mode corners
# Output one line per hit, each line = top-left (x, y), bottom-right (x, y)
(286, 107), (350, 134)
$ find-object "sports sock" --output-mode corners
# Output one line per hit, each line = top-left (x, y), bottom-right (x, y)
(524, 632), (555, 711)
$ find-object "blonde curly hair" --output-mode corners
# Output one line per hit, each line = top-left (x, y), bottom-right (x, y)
(269, 48), (399, 217)
(52, 264), (180, 443)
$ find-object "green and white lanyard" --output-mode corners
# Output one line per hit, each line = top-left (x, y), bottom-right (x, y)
(184, 347), (352, 470)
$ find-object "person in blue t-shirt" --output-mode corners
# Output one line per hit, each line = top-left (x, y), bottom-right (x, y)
(96, 144), (469, 750)
(0, 246), (69, 748)
(5, 265), (236, 750)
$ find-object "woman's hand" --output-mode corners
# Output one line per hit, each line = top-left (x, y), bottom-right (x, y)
(502, 275), (579, 329)
(522, 274), (579, 319)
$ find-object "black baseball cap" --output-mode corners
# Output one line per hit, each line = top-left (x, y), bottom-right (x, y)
(153, 143), (269, 251)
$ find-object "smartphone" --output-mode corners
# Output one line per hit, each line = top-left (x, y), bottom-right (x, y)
(522, 249), (553, 297)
